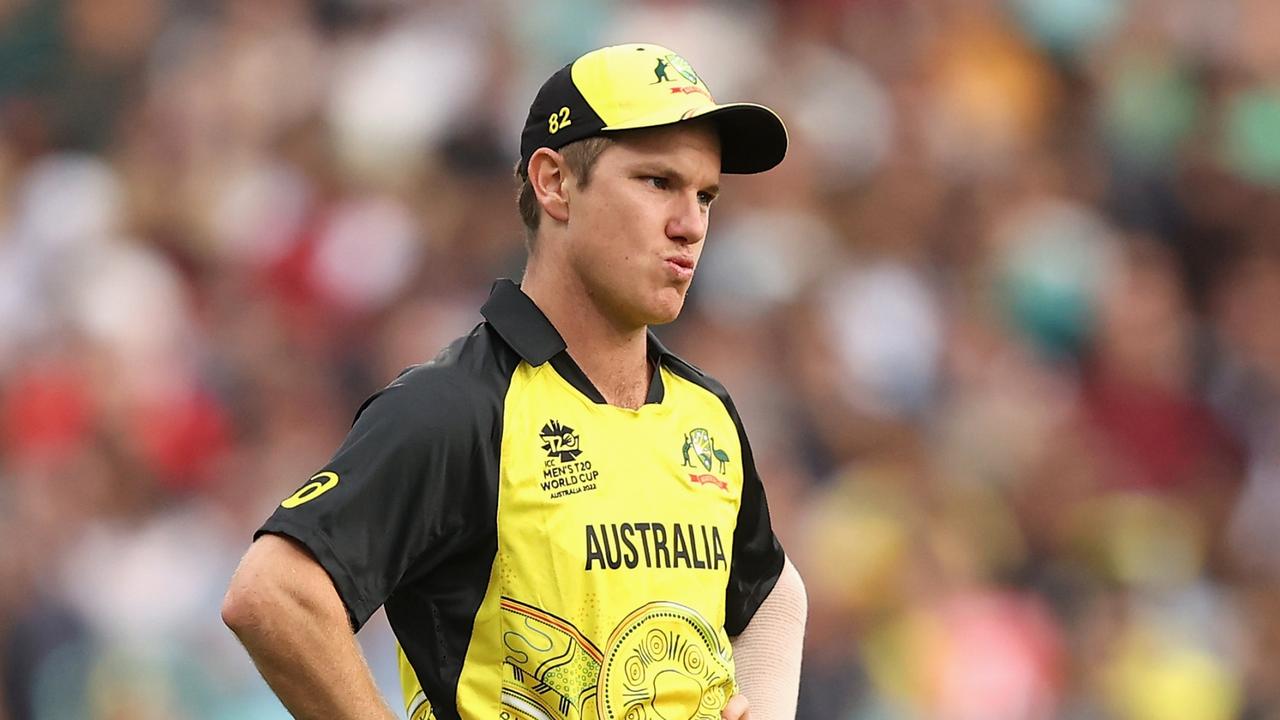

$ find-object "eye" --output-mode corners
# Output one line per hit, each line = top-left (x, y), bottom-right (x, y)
(697, 192), (716, 208)
(644, 176), (669, 190)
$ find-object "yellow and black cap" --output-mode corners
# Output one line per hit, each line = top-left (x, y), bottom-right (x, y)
(519, 43), (787, 176)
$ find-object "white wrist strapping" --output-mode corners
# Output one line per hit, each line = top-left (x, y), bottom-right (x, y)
(730, 556), (808, 719)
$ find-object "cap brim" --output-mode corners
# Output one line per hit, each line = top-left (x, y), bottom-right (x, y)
(600, 102), (788, 175)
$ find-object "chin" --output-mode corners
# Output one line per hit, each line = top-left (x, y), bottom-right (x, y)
(643, 292), (688, 326)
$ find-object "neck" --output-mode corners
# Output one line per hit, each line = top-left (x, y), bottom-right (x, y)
(522, 257), (651, 409)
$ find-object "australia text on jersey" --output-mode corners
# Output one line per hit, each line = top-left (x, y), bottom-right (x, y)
(584, 521), (727, 571)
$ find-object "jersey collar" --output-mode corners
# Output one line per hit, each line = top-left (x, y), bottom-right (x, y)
(480, 279), (676, 404)
(481, 279), (566, 366)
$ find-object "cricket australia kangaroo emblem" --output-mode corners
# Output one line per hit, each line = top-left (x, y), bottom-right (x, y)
(682, 428), (730, 490)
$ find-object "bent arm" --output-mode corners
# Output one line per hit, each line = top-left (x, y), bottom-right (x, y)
(221, 533), (398, 720)
(730, 556), (807, 719)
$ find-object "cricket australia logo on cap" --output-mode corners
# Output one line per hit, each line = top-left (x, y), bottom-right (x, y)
(651, 52), (701, 86)
(681, 428), (729, 490)
(669, 54), (701, 84)
(539, 419), (598, 499)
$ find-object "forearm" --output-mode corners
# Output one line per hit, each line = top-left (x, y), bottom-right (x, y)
(731, 556), (807, 719)
(231, 602), (394, 719)
(223, 535), (398, 720)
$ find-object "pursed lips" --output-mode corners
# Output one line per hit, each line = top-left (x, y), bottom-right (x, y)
(664, 255), (695, 272)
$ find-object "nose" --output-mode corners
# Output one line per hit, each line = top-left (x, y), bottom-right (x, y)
(665, 193), (708, 245)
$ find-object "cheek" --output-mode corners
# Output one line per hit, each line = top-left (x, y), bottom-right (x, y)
(588, 200), (652, 263)
(568, 225), (630, 290)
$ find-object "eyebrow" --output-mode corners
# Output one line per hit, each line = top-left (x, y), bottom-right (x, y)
(636, 163), (719, 196)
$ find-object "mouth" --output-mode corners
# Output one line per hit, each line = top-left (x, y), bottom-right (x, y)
(664, 255), (695, 280)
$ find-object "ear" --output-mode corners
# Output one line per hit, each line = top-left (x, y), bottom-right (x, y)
(528, 148), (571, 225)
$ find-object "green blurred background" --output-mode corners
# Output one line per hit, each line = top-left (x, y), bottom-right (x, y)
(2, 0), (1280, 718)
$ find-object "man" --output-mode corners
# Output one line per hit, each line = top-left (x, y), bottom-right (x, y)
(222, 43), (806, 720)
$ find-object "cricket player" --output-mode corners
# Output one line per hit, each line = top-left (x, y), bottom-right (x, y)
(223, 43), (807, 719)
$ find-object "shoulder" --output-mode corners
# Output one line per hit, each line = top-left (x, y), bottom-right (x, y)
(661, 350), (740, 418)
(351, 323), (521, 437)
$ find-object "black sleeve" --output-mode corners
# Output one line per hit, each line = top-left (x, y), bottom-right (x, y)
(255, 366), (498, 630)
(722, 394), (786, 637)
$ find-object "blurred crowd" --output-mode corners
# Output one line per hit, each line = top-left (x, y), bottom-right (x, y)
(2, 0), (1280, 717)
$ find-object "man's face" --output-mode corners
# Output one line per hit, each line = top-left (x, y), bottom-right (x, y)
(562, 122), (721, 329)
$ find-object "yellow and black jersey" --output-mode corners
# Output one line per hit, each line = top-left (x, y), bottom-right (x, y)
(256, 279), (785, 720)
